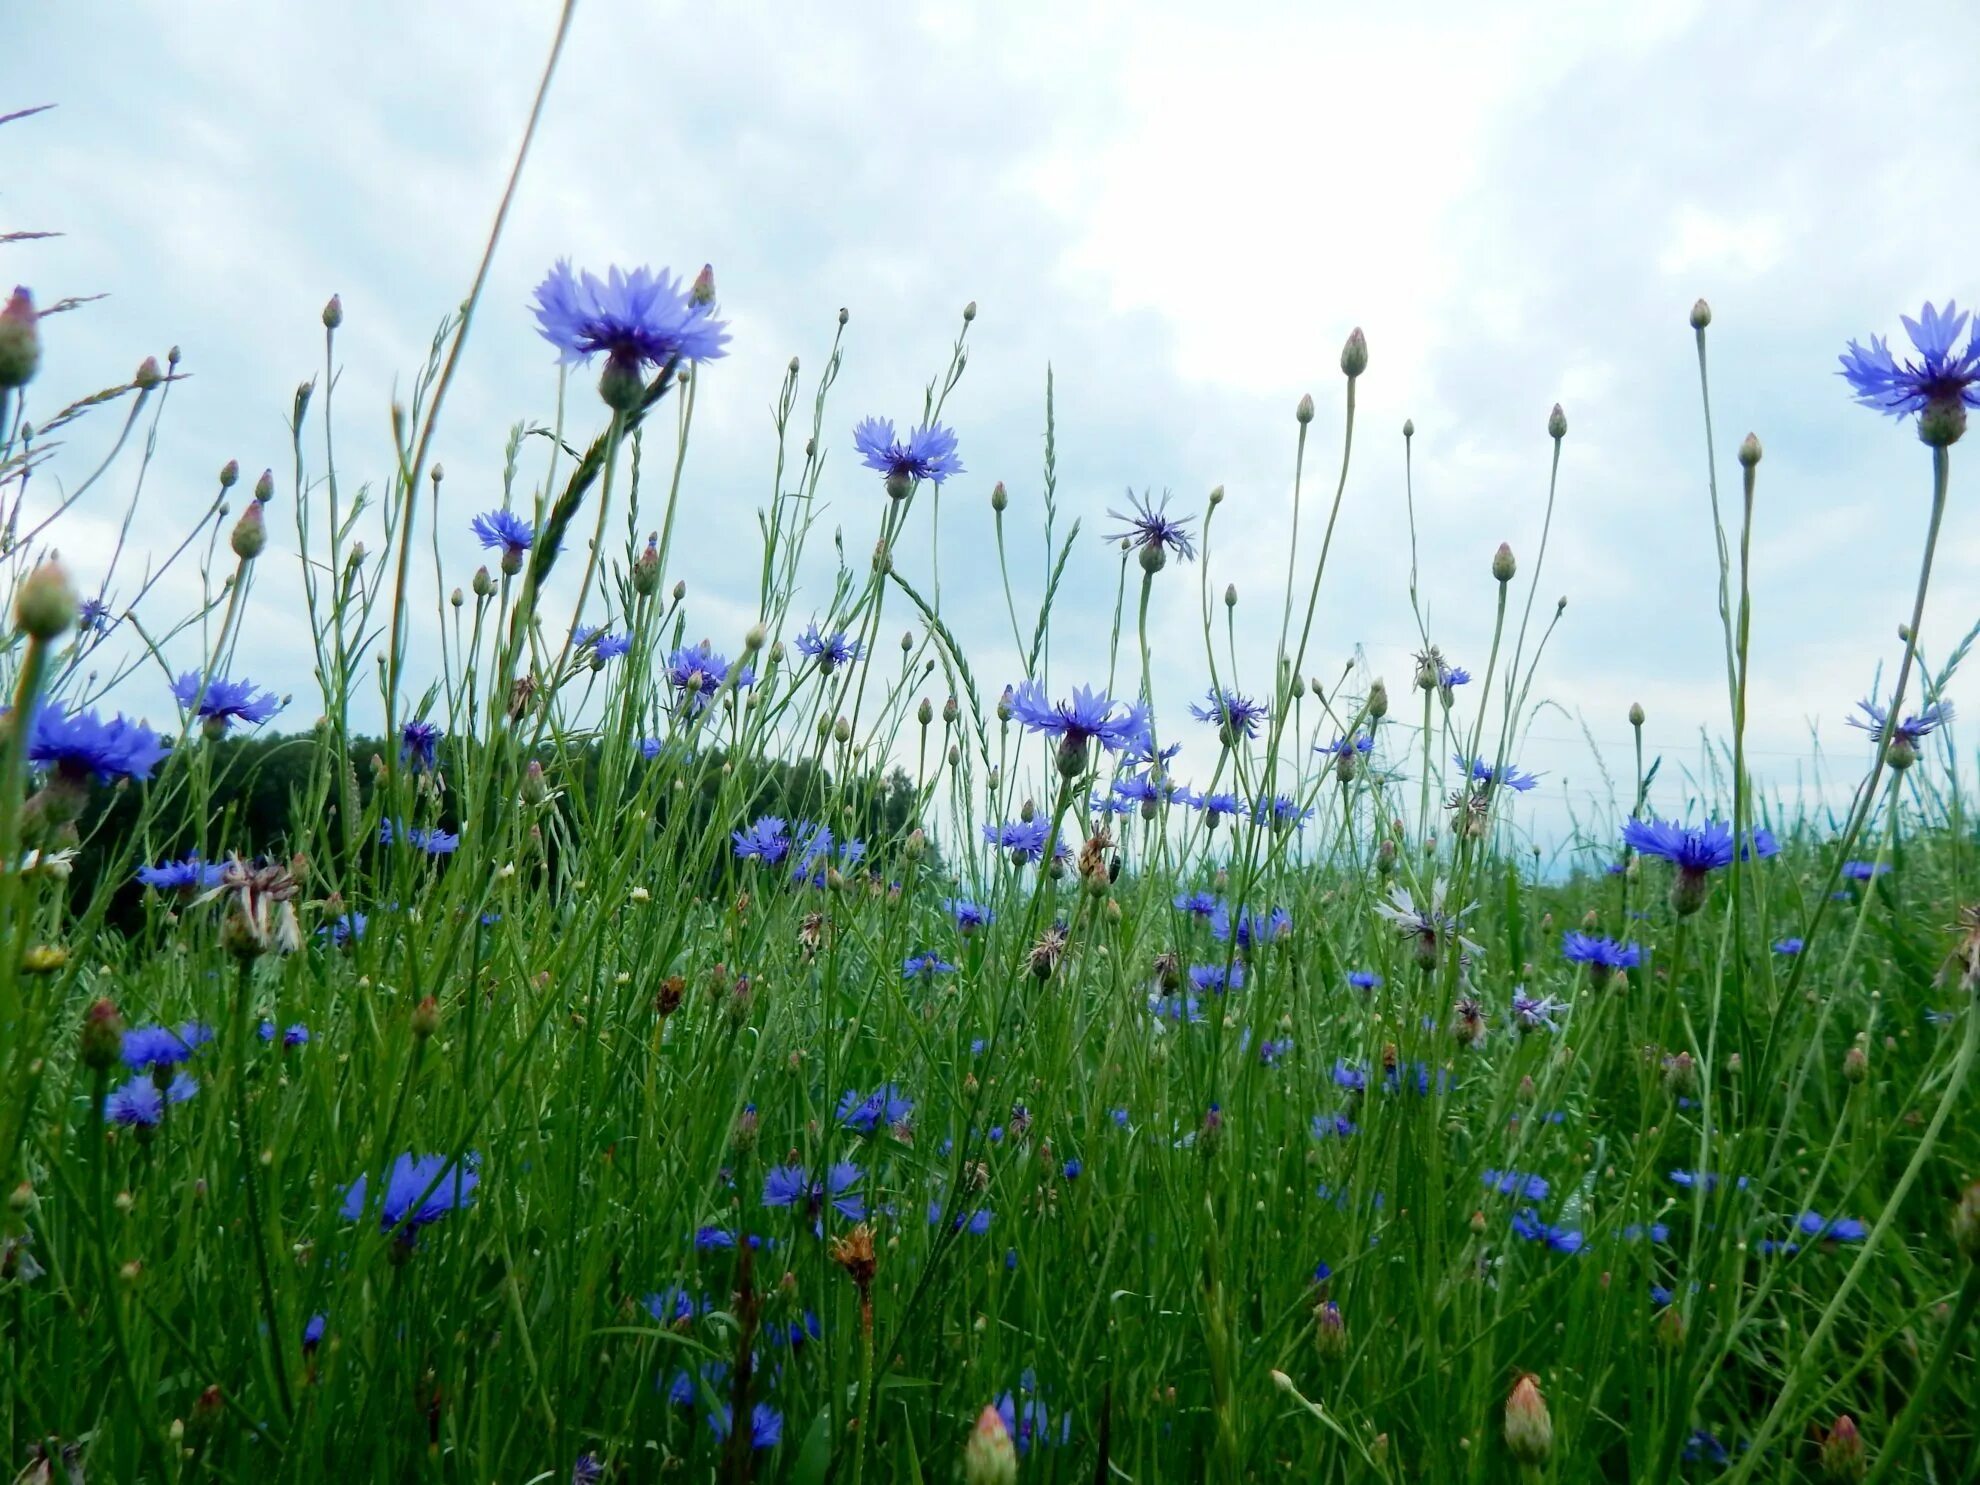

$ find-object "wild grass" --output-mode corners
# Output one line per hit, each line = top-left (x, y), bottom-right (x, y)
(0, 24), (1975, 1485)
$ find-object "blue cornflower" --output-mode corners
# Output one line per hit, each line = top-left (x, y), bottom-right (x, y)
(1483, 1170), (1550, 1201)
(777, 1311), (822, 1349)
(852, 417), (964, 495)
(26, 703), (166, 783)
(340, 1153), (480, 1241)
(1193, 790), (1241, 823)
(1682, 1431), (1730, 1467)
(903, 952), (956, 978)
(1623, 817), (1735, 871)
(928, 1201), (994, 1235)
(1668, 1169), (1749, 1192)
(401, 720), (442, 770)
(321, 912), (367, 946)
(572, 1453), (603, 1485)
(1456, 753), (1541, 792)
(1841, 860), (1889, 881)
(1346, 970), (1382, 992)
(709, 1402), (782, 1450)
(1773, 937), (1803, 955)
(794, 623), (867, 672)
(121, 1024), (202, 1072)
(1439, 663), (1470, 689)
(1190, 688), (1267, 741)
(135, 856), (225, 892)
(1332, 1060), (1368, 1093)
(1008, 680), (1149, 772)
(1510, 1208), (1583, 1254)
(471, 509), (535, 571)
(1210, 901), (1291, 949)
(1063, 1158), (1082, 1180)
(1109, 772), (1160, 806)
(1257, 1037), (1294, 1066)
(379, 821), (459, 856)
(1742, 827), (1780, 862)
(1148, 991), (1204, 1024)
(837, 1085), (913, 1136)
(945, 897), (993, 933)
(982, 817), (1054, 863)
(762, 1161), (864, 1224)
(1312, 1111), (1356, 1139)
(302, 1314), (327, 1350)
(1174, 889), (1219, 918)
(693, 1226), (737, 1251)
(1120, 737), (1182, 774)
(257, 1020), (310, 1048)
(1797, 1211), (1868, 1242)
(1562, 932), (1642, 971)
(1511, 989), (1566, 1033)
(1253, 794), (1314, 830)
(1188, 963), (1244, 994)
(77, 596), (113, 633)
(1623, 816), (1749, 914)
(789, 822), (862, 886)
(591, 632), (631, 662)
(1838, 300), (1980, 441)
(1105, 488), (1196, 571)
(1320, 734), (1374, 760)
(646, 1286), (705, 1324)
(105, 1071), (197, 1126)
(732, 816), (791, 864)
(1622, 1222), (1671, 1244)
(667, 643), (753, 714)
(531, 260), (730, 381)
(1849, 697), (1953, 753)
(172, 672), (283, 731)
(996, 1374), (1069, 1456)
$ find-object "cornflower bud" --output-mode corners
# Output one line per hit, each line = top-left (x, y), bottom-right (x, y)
(1340, 327), (1368, 378)
(1951, 1181), (1980, 1262)
(231, 502), (267, 560)
(80, 998), (124, 1071)
(1503, 1374), (1552, 1468)
(15, 560), (76, 640)
(963, 1405), (1017, 1485)
(0, 287), (40, 389)
(1819, 1415), (1865, 1483)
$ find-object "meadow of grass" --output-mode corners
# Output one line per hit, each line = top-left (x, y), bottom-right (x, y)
(0, 40), (1976, 1485)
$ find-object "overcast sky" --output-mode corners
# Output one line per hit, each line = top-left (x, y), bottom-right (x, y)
(11, 0), (1979, 867)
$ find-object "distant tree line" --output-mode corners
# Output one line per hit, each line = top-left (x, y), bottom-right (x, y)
(69, 730), (927, 933)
